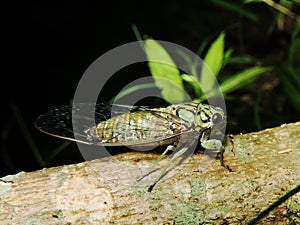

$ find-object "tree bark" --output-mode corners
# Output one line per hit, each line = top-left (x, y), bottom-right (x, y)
(1, 122), (300, 224)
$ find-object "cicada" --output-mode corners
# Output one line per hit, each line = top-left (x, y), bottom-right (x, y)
(35, 102), (228, 191)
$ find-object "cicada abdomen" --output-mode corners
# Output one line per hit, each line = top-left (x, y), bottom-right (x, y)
(84, 102), (199, 147)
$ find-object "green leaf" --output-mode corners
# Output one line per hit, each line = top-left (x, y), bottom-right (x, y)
(279, 66), (300, 112)
(44, 141), (72, 165)
(288, 18), (300, 67)
(212, 0), (259, 22)
(281, 74), (300, 112)
(181, 74), (202, 97)
(203, 32), (225, 77)
(244, 0), (263, 3)
(225, 55), (259, 65)
(287, 0), (300, 5)
(220, 66), (272, 94)
(110, 83), (157, 103)
(131, 24), (143, 42)
(11, 103), (45, 167)
(200, 33), (225, 96)
(223, 48), (234, 66)
(145, 39), (186, 103)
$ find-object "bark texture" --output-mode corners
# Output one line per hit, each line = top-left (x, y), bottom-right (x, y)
(1, 122), (300, 224)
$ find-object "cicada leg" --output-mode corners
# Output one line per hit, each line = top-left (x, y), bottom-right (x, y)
(228, 134), (235, 156)
(147, 145), (189, 192)
(137, 145), (175, 182)
(216, 134), (235, 172)
(216, 145), (225, 167)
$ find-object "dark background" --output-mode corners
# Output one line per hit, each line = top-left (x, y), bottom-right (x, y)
(1, 1), (299, 177)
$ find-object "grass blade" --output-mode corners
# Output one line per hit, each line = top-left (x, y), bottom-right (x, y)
(220, 66), (272, 94)
(11, 103), (45, 167)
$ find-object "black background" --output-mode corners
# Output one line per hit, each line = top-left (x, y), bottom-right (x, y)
(2, 1), (298, 177)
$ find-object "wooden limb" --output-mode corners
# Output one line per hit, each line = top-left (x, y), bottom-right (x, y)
(1, 122), (300, 224)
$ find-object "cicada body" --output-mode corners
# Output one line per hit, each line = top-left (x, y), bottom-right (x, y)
(35, 102), (226, 149)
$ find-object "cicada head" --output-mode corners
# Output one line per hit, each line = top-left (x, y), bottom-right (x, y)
(194, 103), (226, 132)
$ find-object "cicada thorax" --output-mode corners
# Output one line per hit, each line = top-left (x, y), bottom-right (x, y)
(85, 102), (199, 146)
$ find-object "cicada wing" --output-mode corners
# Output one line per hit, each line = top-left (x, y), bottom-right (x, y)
(35, 105), (76, 141)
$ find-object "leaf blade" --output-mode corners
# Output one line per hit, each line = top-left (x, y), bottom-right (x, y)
(220, 66), (272, 94)
(145, 39), (186, 103)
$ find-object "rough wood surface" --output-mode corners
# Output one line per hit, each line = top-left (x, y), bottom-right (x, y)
(1, 122), (300, 224)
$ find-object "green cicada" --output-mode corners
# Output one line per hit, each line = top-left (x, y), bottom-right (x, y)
(35, 102), (228, 191)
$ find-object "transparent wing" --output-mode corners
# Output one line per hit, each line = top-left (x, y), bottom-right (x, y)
(35, 103), (186, 146)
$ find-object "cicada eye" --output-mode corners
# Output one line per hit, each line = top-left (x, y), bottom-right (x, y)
(212, 113), (223, 124)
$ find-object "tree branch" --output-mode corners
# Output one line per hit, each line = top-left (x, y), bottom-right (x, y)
(1, 122), (300, 224)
